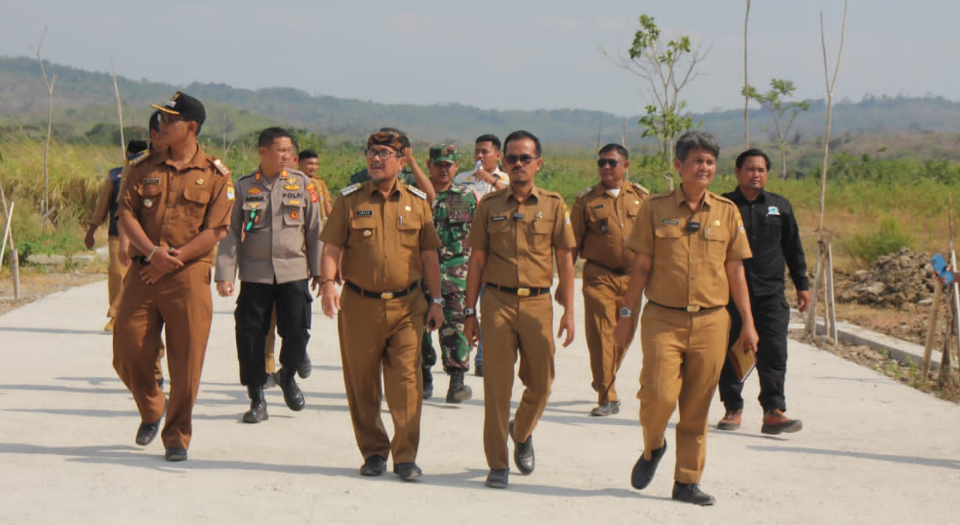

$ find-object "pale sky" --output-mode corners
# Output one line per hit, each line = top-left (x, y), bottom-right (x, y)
(1, 0), (956, 117)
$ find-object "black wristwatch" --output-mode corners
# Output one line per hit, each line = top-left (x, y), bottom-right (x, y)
(464, 307), (477, 317)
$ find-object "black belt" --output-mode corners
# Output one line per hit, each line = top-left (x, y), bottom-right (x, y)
(648, 301), (722, 313)
(345, 280), (418, 300)
(586, 260), (630, 275)
(485, 283), (550, 297)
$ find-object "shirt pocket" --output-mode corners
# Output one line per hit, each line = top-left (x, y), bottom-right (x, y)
(488, 217), (513, 254)
(137, 184), (162, 213)
(241, 199), (268, 231)
(350, 215), (378, 243)
(282, 196), (305, 227)
(397, 215), (422, 248)
(587, 206), (612, 234)
(703, 224), (730, 258)
(528, 219), (555, 254)
(181, 184), (211, 221)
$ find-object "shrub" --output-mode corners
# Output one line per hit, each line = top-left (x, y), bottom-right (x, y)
(841, 216), (914, 266)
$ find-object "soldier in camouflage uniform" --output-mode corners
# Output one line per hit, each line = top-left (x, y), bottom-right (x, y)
(421, 144), (478, 403)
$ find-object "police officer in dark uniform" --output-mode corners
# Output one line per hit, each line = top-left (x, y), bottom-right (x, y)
(215, 127), (322, 423)
(716, 148), (809, 434)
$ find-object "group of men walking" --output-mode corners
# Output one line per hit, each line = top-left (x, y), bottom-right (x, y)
(92, 91), (809, 506)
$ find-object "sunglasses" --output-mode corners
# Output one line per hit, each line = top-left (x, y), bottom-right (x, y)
(504, 154), (539, 165)
(597, 159), (620, 168)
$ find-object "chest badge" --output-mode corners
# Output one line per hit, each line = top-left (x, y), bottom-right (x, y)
(363, 229), (373, 237)
(714, 220), (721, 227)
(143, 198), (153, 208)
(767, 206), (781, 216)
(196, 179), (204, 185)
(290, 210), (300, 221)
(405, 206), (412, 212)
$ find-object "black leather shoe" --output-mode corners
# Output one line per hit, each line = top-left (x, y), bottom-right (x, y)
(672, 482), (716, 506)
(485, 468), (509, 489)
(393, 462), (422, 481)
(474, 361), (483, 377)
(135, 418), (161, 446)
(164, 447), (188, 462)
(509, 421), (535, 474)
(360, 455), (387, 476)
(242, 385), (268, 423)
(298, 354), (312, 379)
(631, 439), (667, 490)
(590, 400), (621, 417)
(276, 367), (305, 411)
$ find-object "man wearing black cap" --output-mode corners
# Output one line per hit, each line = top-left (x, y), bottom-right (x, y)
(113, 91), (236, 462)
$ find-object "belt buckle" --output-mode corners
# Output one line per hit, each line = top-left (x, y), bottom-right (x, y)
(517, 287), (531, 297)
(381, 292), (394, 300)
(686, 305), (701, 313)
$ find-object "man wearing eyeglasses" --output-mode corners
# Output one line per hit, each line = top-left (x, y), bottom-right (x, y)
(463, 130), (576, 489)
(570, 144), (649, 417)
(319, 130), (444, 482)
(113, 92), (235, 462)
(349, 127), (436, 203)
(613, 130), (757, 505)
(215, 127), (322, 424)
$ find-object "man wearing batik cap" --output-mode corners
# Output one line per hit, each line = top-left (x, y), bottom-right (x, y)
(113, 91), (235, 462)
(421, 144), (477, 403)
(349, 127), (435, 203)
(319, 130), (443, 482)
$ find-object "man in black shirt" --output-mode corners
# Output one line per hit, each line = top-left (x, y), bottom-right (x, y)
(717, 149), (809, 435)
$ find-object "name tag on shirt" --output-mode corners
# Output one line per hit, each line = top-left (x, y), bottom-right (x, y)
(356, 210), (374, 217)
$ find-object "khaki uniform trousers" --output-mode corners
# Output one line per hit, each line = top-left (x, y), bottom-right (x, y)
(108, 238), (166, 381)
(582, 262), (639, 404)
(638, 303), (729, 484)
(338, 286), (427, 463)
(481, 288), (555, 471)
(113, 261), (213, 450)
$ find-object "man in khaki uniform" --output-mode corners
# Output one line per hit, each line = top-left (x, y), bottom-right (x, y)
(613, 131), (758, 505)
(298, 149), (333, 221)
(319, 130), (444, 482)
(570, 143), (648, 417)
(463, 130), (576, 490)
(113, 91), (235, 462)
(216, 127), (322, 423)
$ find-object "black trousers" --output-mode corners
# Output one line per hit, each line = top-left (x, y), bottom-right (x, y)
(235, 279), (312, 387)
(718, 294), (790, 412)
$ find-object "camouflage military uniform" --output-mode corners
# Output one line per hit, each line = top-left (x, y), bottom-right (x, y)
(421, 184), (478, 371)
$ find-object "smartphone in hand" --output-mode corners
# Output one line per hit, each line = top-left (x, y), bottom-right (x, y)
(931, 253), (954, 285)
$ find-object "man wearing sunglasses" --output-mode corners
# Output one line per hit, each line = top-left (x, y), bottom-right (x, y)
(463, 130), (577, 489)
(113, 92), (235, 462)
(319, 130), (444, 482)
(614, 131), (757, 505)
(570, 144), (649, 417)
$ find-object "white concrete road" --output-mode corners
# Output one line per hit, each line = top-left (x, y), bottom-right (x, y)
(1, 278), (958, 525)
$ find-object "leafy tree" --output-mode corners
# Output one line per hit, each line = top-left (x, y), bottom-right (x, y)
(606, 15), (707, 165)
(743, 78), (810, 179)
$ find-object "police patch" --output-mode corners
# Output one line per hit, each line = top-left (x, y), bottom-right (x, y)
(247, 187), (262, 195)
(226, 186), (235, 201)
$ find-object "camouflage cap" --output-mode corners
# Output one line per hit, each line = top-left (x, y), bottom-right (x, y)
(367, 131), (410, 153)
(429, 144), (459, 163)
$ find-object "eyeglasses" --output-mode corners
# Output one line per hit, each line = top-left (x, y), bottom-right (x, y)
(504, 154), (539, 165)
(597, 159), (620, 168)
(365, 148), (401, 160)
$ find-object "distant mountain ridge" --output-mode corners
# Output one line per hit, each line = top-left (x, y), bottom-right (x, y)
(2, 55), (959, 147)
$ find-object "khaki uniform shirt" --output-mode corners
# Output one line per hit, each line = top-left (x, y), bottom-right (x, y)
(309, 175), (333, 222)
(215, 168), (322, 284)
(117, 146), (235, 264)
(626, 187), (752, 309)
(571, 182), (649, 271)
(320, 181), (442, 292)
(467, 186), (576, 289)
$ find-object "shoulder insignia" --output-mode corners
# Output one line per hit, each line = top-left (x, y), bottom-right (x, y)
(407, 185), (427, 200)
(576, 185), (595, 199)
(129, 151), (150, 166)
(713, 193), (736, 206)
(650, 192), (671, 200)
(211, 158), (232, 177)
(340, 182), (362, 196)
(631, 182), (650, 195)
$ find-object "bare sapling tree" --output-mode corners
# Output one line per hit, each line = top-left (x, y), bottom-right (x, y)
(603, 14), (708, 168)
(805, 0), (849, 342)
(111, 60), (125, 161)
(743, 79), (810, 178)
(743, 0), (752, 148)
(33, 27), (57, 217)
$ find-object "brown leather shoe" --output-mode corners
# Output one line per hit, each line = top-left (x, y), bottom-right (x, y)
(716, 409), (742, 431)
(761, 409), (803, 435)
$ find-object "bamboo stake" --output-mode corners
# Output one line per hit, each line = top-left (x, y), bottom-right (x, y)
(33, 27), (57, 216)
(743, 0), (752, 148)
(922, 281), (943, 377)
(941, 288), (954, 386)
(949, 197), (960, 375)
(825, 238), (837, 340)
(0, 202), (15, 274)
(111, 60), (125, 162)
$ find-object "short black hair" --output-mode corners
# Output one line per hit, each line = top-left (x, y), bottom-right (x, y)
(503, 130), (541, 157)
(735, 148), (771, 170)
(475, 134), (501, 151)
(674, 130), (719, 161)
(148, 110), (161, 133)
(598, 143), (628, 160)
(258, 127), (292, 149)
(299, 149), (319, 160)
(290, 137), (300, 156)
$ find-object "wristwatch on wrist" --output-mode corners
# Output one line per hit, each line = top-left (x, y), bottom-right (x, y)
(464, 307), (477, 317)
(619, 306), (633, 318)
(431, 297), (444, 306)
